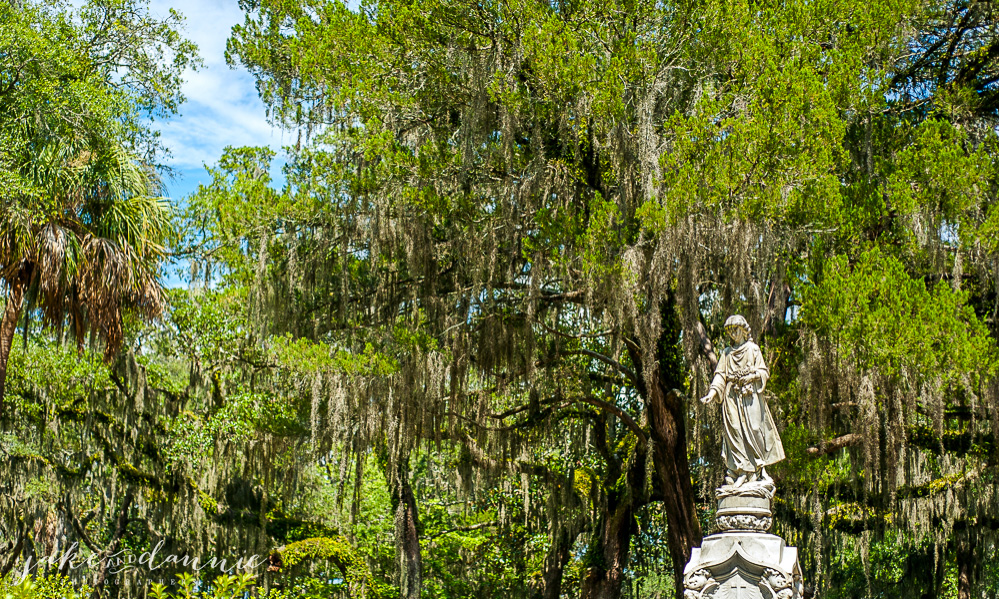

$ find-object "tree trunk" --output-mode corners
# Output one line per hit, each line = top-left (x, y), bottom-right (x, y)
(648, 385), (703, 592)
(957, 553), (972, 599)
(581, 500), (638, 599)
(581, 431), (647, 599)
(627, 295), (704, 599)
(534, 479), (582, 599)
(391, 454), (422, 599)
(0, 268), (29, 420)
(91, 489), (134, 599)
(536, 522), (573, 599)
(0, 525), (26, 578)
(956, 526), (976, 599)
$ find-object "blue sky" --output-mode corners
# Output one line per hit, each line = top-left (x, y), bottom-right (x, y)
(146, 0), (288, 285)
(151, 0), (287, 203)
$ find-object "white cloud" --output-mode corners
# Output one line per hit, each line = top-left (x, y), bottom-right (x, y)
(150, 0), (288, 170)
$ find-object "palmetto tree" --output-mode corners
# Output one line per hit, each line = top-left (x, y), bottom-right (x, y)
(0, 0), (190, 418)
(0, 140), (170, 415)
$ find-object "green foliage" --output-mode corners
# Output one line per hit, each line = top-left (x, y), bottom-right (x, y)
(272, 532), (384, 597)
(269, 335), (397, 378)
(0, 0), (198, 156)
(179, 146), (284, 286)
(824, 534), (955, 599)
(5, 338), (113, 412)
(148, 573), (256, 599)
(885, 120), (991, 230)
(802, 247), (994, 383)
(0, 574), (92, 599)
(280, 537), (359, 569)
(0, 0), (194, 373)
(220, 0), (999, 591)
(10, 0), (999, 598)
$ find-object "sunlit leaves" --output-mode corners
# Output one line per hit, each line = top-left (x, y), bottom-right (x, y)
(5, 340), (113, 416)
(801, 247), (995, 385)
(885, 119), (992, 243)
(0, 0), (190, 363)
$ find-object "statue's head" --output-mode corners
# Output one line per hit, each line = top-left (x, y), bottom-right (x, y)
(724, 314), (751, 344)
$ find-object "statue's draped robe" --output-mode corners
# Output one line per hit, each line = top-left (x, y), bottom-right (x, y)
(709, 341), (785, 473)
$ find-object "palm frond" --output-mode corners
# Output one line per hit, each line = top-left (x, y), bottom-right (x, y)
(4, 134), (171, 359)
(36, 223), (82, 326)
(0, 200), (34, 281)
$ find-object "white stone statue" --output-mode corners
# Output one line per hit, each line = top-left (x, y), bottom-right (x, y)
(683, 314), (802, 599)
(699, 315), (785, 488)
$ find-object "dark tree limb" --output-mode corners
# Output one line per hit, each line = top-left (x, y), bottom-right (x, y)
(91, 489), (134, 599)
(559, 349), (638, 386)
(487, 395), (569, 420)
(955, 37), (999, 86)
(628, 294), (703, 599)
(806, 433), (863, 455)
(537, 519), (575, 599)
(427, 521), (498, 540)
(537, 319), (612, 341)
(694, 318), (718, 371)
(759, 278), (791, 345)
(391, 453), (422, 599)
(581, 428), (648, 599)
(0, 526), (26, 578)
(578, 396), (647, 448)
(459, 432), (556, 480)
(62, 495), (102, 554)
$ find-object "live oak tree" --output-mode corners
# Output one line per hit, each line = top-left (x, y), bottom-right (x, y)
(5, 0), (999, 598)
(220, 0), (999, 597)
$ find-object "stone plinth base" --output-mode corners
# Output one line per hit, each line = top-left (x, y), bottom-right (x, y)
(715, 495), (773, 532)
(683, 532), (802, 599)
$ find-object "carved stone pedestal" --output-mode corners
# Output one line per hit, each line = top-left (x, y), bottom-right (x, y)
(683, 532), (801, 598)
(683, 482), (802, 598)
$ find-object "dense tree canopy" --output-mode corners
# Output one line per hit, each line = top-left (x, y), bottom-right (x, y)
(0, 0), (196, 411)
(219, 0), (999, 596)
(5, 0), (999, 599)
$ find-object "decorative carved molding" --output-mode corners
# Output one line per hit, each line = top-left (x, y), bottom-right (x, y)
(682, 568), (718, 599)
(716, 514), (773, 532)
(760, 566), (802, 599)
